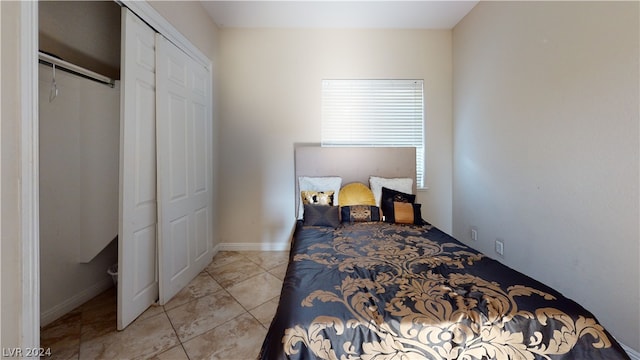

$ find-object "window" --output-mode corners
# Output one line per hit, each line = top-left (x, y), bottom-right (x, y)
(321, 79), (425, 187)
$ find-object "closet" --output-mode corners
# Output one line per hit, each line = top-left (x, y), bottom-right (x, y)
(38, 0), (121, 327)
(119, 8), (214, 329)
(39, 1), (214, 331)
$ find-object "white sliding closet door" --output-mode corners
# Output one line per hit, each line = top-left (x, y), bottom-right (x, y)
(156, 34), (213, 304)
(118, 8), (158, 330)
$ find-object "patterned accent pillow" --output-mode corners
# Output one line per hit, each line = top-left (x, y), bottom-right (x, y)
(392, 202), (422, 224)
(369, 176), (413, 207)
(301, 190), (334, 206)
(340, 205), (381, 223)
(380, 187), (418, 223)
(297, 176), (342, 219)
(303, 204), (340, 228)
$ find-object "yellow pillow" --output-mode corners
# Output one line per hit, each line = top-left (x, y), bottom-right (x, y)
(339, 182), (376, 207)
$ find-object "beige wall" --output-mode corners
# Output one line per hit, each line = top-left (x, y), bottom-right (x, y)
(149, 1), (219, 63)
(218, 28), (453, 248)
(453, 1), (639, 351)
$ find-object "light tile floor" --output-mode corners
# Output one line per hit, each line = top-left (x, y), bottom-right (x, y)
(41, 251), (289, 360)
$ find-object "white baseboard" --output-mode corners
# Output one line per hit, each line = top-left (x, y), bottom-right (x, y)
(217, 242), (290, 252)
(622, 342), (640, 360)
(212, 243), (220, 256)
(40, 277), (114, 327)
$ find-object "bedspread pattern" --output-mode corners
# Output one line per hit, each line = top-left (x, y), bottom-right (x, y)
(260, 222), (628, 360)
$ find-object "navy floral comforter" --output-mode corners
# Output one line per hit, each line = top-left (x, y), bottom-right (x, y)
(259, 222), (629, 360)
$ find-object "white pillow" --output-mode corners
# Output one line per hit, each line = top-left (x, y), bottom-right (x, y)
(369, 176), (413, 207)
(297, 176), (342, 219)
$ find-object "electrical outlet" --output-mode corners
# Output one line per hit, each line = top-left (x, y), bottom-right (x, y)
(470, 227), (478, 241)
(495, 239), (504, 256)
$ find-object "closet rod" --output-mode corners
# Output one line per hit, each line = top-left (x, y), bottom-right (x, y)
(38, 51), (116, 88)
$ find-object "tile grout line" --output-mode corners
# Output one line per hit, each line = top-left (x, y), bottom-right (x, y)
(229, 250), (290, 272)
(75, 311), (82, 360)
(43, 252), (287, 360)
(160, 305), (192, 359)
(211, 252), (286, 331)
(193, 263), (281, 343)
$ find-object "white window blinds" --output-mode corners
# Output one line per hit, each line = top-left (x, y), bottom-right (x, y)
(321, 79), (425, 187)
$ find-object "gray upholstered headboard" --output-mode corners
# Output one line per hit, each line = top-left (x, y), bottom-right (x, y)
(294, 146), (416, 216)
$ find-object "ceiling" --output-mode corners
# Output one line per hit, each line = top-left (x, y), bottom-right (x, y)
(201, 1), (479, 29)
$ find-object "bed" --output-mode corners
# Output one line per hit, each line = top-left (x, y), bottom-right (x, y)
(259, 146), (629, 360)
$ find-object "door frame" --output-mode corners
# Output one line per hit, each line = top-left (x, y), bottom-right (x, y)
(17, 0), (212, 352)
(17, 1), (40, 353)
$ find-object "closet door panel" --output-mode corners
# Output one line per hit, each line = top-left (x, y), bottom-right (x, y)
(168, 94), (188, 201)
(194, 207), (209, 260)
(192, 99), (210, 261)
(135, 82), (157, 205)
(169, 215), (189, 277)
(156, 34), (213, 304)
(133, 226), (157, 290)
(118, 8), (159, 330)
(193, 102), (208, 194)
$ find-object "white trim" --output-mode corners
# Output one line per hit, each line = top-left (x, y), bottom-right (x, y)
(622, 343), (640, 360)
(0, 0), (3, 343)
(118, 0), (211, 71)
(20, 0), (40, 354)
(1, 0), (3, 347)
(218, 242), (291, 252)
(212, 243), (220, 257)
(40, 279), (113, 327)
